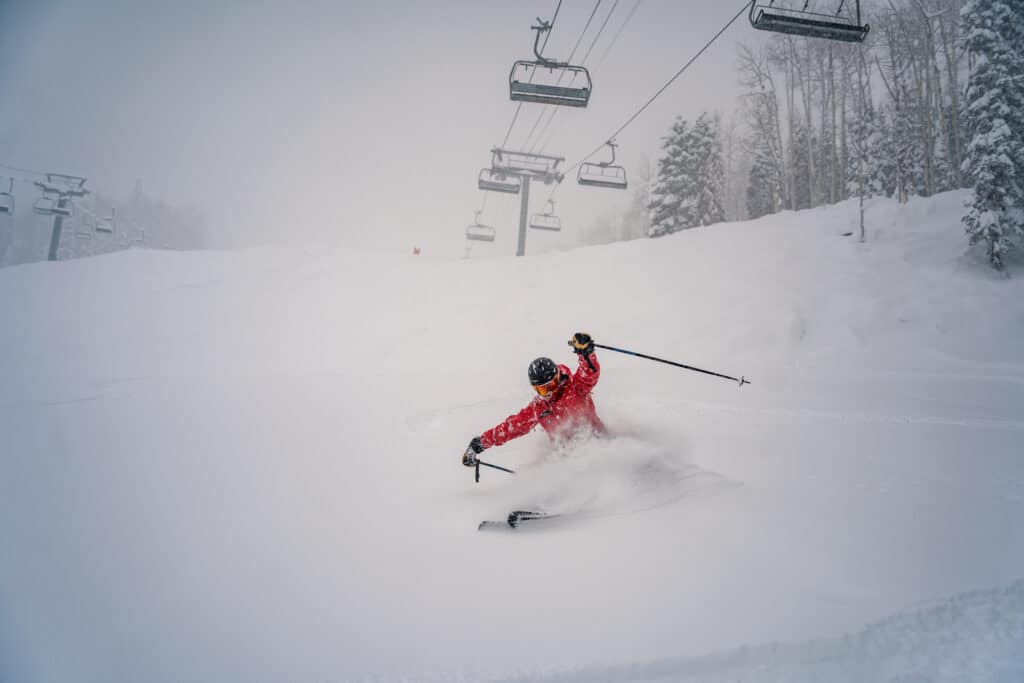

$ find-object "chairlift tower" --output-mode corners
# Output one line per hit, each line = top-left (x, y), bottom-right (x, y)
(486, 147), (564, 257)
(33, 173), (89, 261)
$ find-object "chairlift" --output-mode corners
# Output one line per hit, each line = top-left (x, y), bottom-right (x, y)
(95, 207), (115, 234)
(509, 20), (592, 108)
(33, 196), (73, 217)
(0, 178), (13, 214)
(75, 227), (93, 241)
(478, 168), (521, 194)
(577, 141), (628, 190)
(749, 0), (869, 43)
(466, 210), (496, 242)
(529, 200), (562, 232)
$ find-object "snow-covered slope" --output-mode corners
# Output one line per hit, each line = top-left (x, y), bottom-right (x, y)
(1, 190), (1022, 682)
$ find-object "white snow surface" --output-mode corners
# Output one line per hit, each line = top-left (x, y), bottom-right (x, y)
(1, 190), (1022, 682)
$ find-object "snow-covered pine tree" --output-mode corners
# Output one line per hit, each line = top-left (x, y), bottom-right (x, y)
(790, 120), (814, 211)
(960, 0), (1024, 271)
(847, 101), (897, 200)
(746, 137), (780, 219)
(648, 113), (725, 237)
(693, 114), (727, 227)
(869, 108), (898, 198)
(648, 117), (690, 238)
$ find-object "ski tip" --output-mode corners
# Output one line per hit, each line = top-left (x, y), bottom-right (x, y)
(478, 510), (557, 531)
(478, 520), (515, 531)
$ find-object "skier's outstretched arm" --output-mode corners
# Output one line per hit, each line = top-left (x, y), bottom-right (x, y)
(569, 332), (600, 391)
(479, 403), (541, 449)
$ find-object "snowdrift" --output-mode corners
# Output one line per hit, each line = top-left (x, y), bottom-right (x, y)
(1, 190), (1022, 682)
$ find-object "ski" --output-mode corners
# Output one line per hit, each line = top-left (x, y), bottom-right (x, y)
(477, 510), (560, 531)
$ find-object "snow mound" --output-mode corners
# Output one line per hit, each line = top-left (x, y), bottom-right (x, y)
(487, 579), (1024, 683)
(1, 190), (1022, 682)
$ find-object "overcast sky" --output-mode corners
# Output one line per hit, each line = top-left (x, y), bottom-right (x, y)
(1, 0), (769, 257)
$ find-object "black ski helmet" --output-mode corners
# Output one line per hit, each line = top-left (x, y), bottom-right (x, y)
(528, 357), (558, 386)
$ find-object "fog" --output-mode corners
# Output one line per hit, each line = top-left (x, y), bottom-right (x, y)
(1, 0), (759, 257)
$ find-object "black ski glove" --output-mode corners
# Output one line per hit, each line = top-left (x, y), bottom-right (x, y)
(568, 332), (595, 356)
(463, 437), (484, 466)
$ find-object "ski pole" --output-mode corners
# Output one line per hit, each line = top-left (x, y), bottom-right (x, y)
(475, 459), (515, 483)
(593, 343), (750, 387)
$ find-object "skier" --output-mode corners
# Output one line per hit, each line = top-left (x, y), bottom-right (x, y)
(462, 332), (606, 467)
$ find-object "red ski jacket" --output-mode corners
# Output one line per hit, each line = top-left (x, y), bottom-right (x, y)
(480, 351), (606, 450)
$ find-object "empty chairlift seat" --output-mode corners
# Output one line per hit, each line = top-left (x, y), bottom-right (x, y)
(749, 0), (869, 43)
(95, 208), (115, 234)
(529, 200), (562, 231)
(510, 62), (592, 108)
(577, 163), (627, 189)
(33, 196), (72, 217)
(478, 168), (521, 194)
(508, 20), (592, 108)
(577, 141), (628, 190)
(466, 211), (496, 242)
(0, 178), (13, 214)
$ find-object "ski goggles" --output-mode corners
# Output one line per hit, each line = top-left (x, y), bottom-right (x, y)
(533, 374), (561, 397)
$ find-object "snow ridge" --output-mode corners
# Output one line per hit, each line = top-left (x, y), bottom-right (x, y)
(488, 579), (1024, 683)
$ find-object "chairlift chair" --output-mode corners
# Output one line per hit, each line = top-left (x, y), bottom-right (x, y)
(95, 208), (115, 234)
(749, 0), (869, 43)
(0, 178), (13, 214)
(529, 200), (562, 231)
(509, 20), (592, 108)
(33, 196), (73, 217)
(466, 210), (496, 242)
(478, 168), (521, 194)
(577, 141), (628, 190)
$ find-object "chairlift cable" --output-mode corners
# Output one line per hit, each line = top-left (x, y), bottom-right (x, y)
(547, 0), (749, 201)
(0, 161), (46, 176)
(581, 0), (620, 65)
(594, 0), (644, 70)
(522, 0), (605, 152)
(532, 0), (622, 153)
(0, 161), (52, 185)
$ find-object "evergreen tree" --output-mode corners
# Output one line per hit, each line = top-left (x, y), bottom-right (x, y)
(693, 114), (727, 227)
(790, 121), (814, 211)
(746, 137), (780, 219)
(648, 113), (725, 237)
(870, 108), (898, 198)
(648, 117), (690, 238)
(960, 0), (1024, 270)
